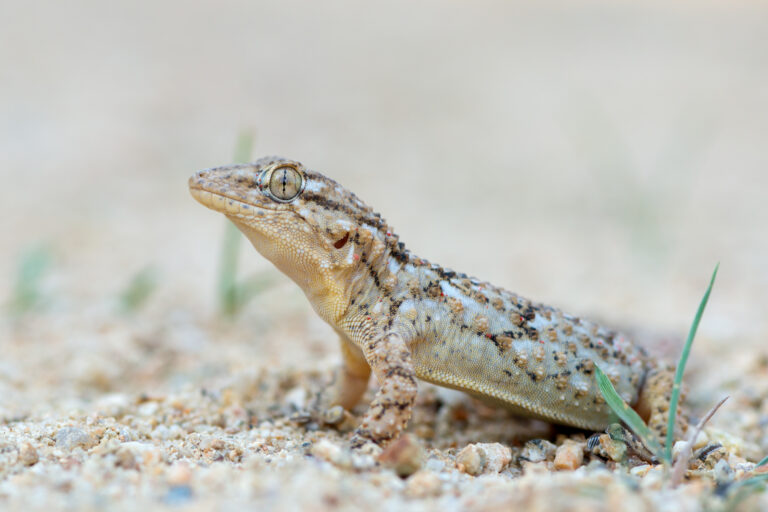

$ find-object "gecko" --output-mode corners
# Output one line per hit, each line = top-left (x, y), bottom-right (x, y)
(189, 156), (684, 448)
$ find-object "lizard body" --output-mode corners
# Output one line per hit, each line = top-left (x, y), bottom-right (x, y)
(189, 157), (680, 446)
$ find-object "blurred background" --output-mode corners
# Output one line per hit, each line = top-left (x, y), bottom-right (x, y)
(1, 0), (767, 415)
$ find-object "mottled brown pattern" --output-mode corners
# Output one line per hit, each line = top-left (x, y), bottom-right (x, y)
(189, 157), (683, 445)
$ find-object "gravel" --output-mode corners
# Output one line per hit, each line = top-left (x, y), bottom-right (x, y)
(2, 1), (767, 510)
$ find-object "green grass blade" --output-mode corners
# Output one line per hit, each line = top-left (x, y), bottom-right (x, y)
(732, 473), (768, 493)
(741, 473), (768, 486)
(595, 365), (665, 460)
(217, 129), (255, 317)
(237, 271), (277, 305)
(665, 263), (719, 462)
(725, 473), (768, 510)
(757, 455), (768, 468)
(233, 130), (254, 164)
(10, 245), (53, 314)
(218, 223), (242, 316)
(119, 267), (158, 313)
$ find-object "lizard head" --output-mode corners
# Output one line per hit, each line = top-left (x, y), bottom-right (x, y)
(189, 156), (397, 321)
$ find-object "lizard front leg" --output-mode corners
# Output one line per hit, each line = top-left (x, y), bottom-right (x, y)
(350, 331), (418, 447)
(329, 337), (372, 410)
(308, 336), (370, 424)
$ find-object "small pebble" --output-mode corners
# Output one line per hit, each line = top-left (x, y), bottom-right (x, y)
(310, 439), (351, 468)
(554, 440), (584, 470)
(167, 463), (193, 486)
(356, 441), (383, 458)
(378, 433), (424, 477)
(320, 406), (357, 431)
(456, 444), (484, 476)
(284, 387), (307, 410)
(311, 439), (341, 461)
(405, 470), (442, 498)
(456, 443), (511, 475)
(521, 460), (550, 476)
(55, 427), (95, 450)
(321, 405), (345, 425)
(630, 464), (652, 477)
(713, 459), (734, 485)
(672, 440), (688, 459)
(114, 446), (138, 470)
(591, 434), (627, 462)
(18, 443), (38, 467)
(639, 465), (666, 490)
(480, 443), (512, 473)
(350, 451), (378, 471)
(138, 402), (159, 417)
(521, 439), (556, 463)
(95, 394), (130, 418)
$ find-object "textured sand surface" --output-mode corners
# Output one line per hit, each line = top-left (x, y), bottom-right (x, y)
(1, 1), (767, 510)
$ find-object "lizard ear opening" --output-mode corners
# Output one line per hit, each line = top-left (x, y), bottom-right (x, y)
(333, 232), (350, 249)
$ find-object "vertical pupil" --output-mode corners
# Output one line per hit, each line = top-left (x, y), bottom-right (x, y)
(269, 167), (300, 200)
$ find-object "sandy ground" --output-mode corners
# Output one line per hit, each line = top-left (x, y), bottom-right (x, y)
(1, 1), (767, 510)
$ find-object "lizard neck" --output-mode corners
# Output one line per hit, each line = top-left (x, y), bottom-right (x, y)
(340, 229), (409, 312)
(267, 219), (411, 329)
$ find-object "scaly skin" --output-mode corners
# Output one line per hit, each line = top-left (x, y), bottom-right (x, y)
(189, 157), (684, 447)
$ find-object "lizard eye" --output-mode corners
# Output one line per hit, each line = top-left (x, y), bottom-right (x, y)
(264, 164), (304, 202)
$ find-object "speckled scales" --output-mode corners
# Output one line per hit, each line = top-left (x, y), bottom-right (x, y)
(345, 264), (648, 431)
(189, 157), (669, 446)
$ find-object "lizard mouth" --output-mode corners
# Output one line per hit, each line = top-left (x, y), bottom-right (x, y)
(189, 184), (276, 216)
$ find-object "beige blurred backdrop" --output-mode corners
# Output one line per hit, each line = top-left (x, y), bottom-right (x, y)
(1, 0), (767, 348)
